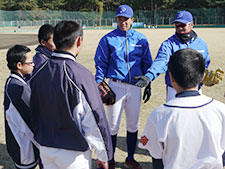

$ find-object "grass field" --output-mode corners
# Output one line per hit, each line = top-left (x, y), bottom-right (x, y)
(0, 28), (225, 169)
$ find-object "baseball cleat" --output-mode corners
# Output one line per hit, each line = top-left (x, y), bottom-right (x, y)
(124, 157), (143, 169)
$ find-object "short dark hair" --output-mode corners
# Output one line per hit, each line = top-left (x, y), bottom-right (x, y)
(38, 24), (54, 44)
(53, 20), (83, 50)
(168, 48), (205, 89)
(6, 45), (31, 71)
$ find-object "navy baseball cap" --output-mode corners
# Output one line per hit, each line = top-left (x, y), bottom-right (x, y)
(172, 10), (193, 24)
(116, 4), (133, 18)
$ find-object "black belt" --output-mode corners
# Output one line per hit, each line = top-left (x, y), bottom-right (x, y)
(167, 84), (173, 88)
(112, 79), (129, 84)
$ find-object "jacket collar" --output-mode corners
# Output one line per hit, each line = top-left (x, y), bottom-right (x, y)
(52, 50), (76, 62)
(35, 45), (52, 58)
(174, 30), (198, 44)
(116, 26), (134, 36)
(176, 90), (200, 98)
(10, 72), (26, 84)
(164, 94), (213, 108)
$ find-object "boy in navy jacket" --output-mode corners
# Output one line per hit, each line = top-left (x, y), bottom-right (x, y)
(30, 20), (113, 169)
(33, 24), (55, 71)
(4, 45), (40, 169)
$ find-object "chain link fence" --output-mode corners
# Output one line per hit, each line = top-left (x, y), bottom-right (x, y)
(0, 8), (224, 29)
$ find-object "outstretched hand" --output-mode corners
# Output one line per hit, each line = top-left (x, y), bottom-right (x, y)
(133, 75), (150, 88)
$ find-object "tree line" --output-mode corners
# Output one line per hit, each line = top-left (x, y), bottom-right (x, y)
(0, 0), (225, 11)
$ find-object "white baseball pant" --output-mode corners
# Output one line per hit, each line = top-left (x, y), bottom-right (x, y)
(107, 79), (142, 135)
(39, 146), (91, 169)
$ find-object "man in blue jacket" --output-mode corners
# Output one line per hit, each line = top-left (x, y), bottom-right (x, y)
(148, 10), (210, 102)
(95, 4), (153, 169)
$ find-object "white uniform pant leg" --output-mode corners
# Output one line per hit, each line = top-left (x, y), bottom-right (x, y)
(107, 80), (127, 135)
(40, 146), (91, 169)
(124, 84), (141, 132)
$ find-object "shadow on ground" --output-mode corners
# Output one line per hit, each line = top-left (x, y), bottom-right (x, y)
(117, 136), (151, 156)
(91, 159), (152, 169)
(0, 143), (15, 169)
(0, 137), (152, 169)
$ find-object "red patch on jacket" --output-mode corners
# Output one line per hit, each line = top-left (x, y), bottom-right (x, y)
(140, 136), (149, 146)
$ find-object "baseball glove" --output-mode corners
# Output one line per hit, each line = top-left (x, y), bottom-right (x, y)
(202, 68), (224, 86)
(97, 80), (116, 105)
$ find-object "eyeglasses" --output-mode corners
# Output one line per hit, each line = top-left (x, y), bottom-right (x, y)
(174, 23), (189, 28)
(24, 61), (34, 65)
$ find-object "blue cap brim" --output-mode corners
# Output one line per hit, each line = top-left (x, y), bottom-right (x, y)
(172, 19), (190, 24)
(116, 14), (132, 18)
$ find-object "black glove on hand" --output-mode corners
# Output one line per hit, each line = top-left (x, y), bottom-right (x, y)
(133, 75), (150, 88)
(143, 83), (151, 103)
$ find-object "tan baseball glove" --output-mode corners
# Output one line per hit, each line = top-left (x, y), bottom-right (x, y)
(202, 68), (224, 86)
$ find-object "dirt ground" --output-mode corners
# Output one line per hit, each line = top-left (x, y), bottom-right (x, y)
(0, 28), (225, 169)
(0, 34), (38, 50)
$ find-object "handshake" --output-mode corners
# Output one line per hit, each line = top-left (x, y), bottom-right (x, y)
(202, 68), (224, 86)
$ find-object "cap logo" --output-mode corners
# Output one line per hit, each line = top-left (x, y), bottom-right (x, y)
(177, 13), (183, 19)
(120, 7), (126, 13)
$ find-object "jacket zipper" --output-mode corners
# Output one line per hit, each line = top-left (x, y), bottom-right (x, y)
(126, 31), (131, 83)
(187, 42), (190, 48)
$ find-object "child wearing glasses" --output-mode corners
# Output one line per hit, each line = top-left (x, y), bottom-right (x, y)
(3, 45), (41, 169)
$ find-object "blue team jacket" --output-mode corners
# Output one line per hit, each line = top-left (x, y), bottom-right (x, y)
(149, 32), (210, 86)
(95, 27), (153, 85)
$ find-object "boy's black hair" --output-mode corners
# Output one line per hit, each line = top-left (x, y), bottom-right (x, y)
(6, 45), (31, 71)
(168, 48), (205, 89)
(53, 20), (83, 50)
(38, 24), (54, 44)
